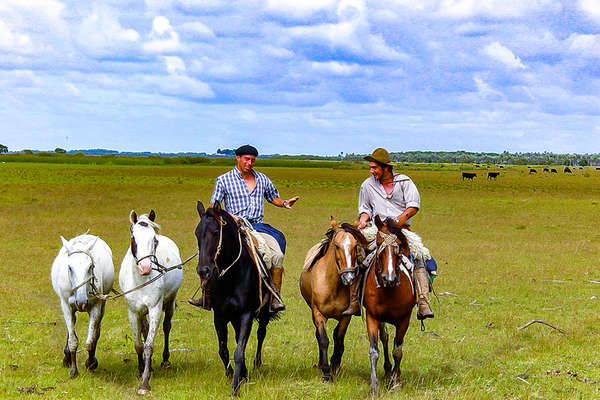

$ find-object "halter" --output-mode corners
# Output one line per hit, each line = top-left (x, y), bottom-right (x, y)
(131, 227), (164, 272)
(373, 231), (405, 288)
(68, 249), (100, 297)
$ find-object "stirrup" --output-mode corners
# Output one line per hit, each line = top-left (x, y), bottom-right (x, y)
(188, 297), (211, 310)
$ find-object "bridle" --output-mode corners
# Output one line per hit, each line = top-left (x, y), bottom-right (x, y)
(206, 213), (243, 279)
(131, 224), (166, 273)
(373, 230), (406, 287)
(331, 230), (359, 277)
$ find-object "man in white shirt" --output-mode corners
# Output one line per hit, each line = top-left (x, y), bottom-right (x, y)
(343, 147), (435, 320)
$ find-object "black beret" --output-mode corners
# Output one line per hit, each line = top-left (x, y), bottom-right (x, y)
(235, 145), (258, 157)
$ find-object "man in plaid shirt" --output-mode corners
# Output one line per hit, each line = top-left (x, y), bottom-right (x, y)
(189, 144), (299, 312)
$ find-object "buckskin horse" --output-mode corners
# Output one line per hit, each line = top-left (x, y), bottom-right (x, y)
(194, 201), (280, 396)
(299, 217), (368, 382)
(364, 215), (417, 397)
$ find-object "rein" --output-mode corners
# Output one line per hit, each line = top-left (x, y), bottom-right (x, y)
(213, 218), (244, 279)
(95, 251), (198, 301)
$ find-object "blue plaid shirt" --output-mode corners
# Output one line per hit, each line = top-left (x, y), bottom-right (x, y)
(210, 167), (279, 223)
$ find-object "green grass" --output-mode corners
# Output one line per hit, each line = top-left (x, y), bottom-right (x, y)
(1, 162), (600, 399)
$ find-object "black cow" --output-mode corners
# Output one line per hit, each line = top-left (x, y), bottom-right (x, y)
(543, 168), (549, 173)
(529, 169), (537, 174)
(499, 166), (504, 168)
(487, 172), (500, 179)
(551, 168), (557, 173)
(564, 167), (572, 173)
(462, 172), (477, 180)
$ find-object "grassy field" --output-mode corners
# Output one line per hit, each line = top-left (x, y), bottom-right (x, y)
(1, 162), (600, 399)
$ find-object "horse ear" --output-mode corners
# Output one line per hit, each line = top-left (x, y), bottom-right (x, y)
(213, 201), (222, 213)
(197, 201), (205, 216)
(149, 209), (156, 221)
(129, 210), (137, 225)
(330, 216), (341, 231)
(60, 236), (72, 254)
(86, 236), (99, 252)
(374, 215), (384, 230)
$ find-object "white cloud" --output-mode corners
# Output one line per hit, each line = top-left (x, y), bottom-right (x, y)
(579, 0), (600, 22)
(77, 7), (139, 58)
(473, 76), (504, 101)
(567, 33), (600, 58)
(180, 21), (215, 40)
(265, 0), (338, 20)
(64, 82), (80, 96)
(0, 69), (41, 88)
(286, 0), (402, 61)
(190, 57), (240, 80)
(483, 41), (526, 69)
(436, 0), (561, 18)
(262, 45), (294, 59)
(146, 74), (214, 99)
(163, 56), (186, 74)
(0, 19), (33, 53)
(239, 109), (258, 122)
(143, 16), (183, 54)
(311, 61), (362, 76)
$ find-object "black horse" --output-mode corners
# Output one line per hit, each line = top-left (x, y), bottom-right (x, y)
(194, 201), (279, 396)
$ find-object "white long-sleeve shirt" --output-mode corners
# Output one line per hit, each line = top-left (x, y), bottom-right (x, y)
(357, 173), (420, 225)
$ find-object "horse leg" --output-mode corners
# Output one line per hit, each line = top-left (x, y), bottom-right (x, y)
(312, 307), (332, 382)
(161, 299), (176, 369)
(390, 317), (411, 388)
(366, 312), (380, 398)
(379, 323), (392, 378)
(214, 315), (233, 378)
(137, 306), (161, 395)
(85, 301), (105, 371)
(231, 313), (253, 396)
(254, 316), (268, 370)
(126, 311), (145, 379)
(60, 301), (79, 378)
(330, 316), (351, 376)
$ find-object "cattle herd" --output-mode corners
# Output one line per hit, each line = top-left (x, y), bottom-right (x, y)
(461, 165), (593, 181)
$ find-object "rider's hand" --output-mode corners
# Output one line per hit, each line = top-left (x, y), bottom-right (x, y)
(283, 196), (299, 209)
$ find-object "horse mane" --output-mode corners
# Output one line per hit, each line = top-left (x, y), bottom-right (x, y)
(308, 223), (368, 270)
(383, 218), (409, 250)
(137, 214), (161, 233)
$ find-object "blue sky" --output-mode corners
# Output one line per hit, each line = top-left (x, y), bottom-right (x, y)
(1, 0), (600, 155)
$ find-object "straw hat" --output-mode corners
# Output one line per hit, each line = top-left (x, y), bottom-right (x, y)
(363, 148), (393, 166)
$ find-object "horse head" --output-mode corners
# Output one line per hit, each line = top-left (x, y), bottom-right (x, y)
(373, 215), (409, 288)
(330, 217), (369, 286)
(129, 209), (160, 276)
(61, 235), (98, 312)
(195, 201), (233, 280)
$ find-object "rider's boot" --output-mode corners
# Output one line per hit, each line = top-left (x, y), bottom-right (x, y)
(414, 258), (434, 320)
(269, 266), (286, 312)
(188, 279), (211, 310)
(341, 277), (362, 316)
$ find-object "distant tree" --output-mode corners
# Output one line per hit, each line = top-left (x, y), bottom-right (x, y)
(23, 149), (33, 154)
(55, 147), (66, 153)
(0, 144), (7, 153)
(578, 159), (589, 166)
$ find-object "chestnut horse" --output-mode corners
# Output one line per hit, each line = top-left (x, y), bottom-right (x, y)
(364, 215), (416, 397)
(300, 218), (368, 382)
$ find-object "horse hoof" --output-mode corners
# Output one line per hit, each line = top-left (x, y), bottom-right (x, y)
(69, 369), (79, 379)
(226, 367), (234, 379)
(230, 388), (240, 397)
(369, 386), (379, 398)
(322, 375), (333, 383)
(86, 358), (98, 370)
(137, 388), (150, 396)
(161, 361), (171, 369)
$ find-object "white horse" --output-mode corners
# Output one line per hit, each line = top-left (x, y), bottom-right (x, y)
(50, 234), (114, 378)
(119, 210), (182, 395)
